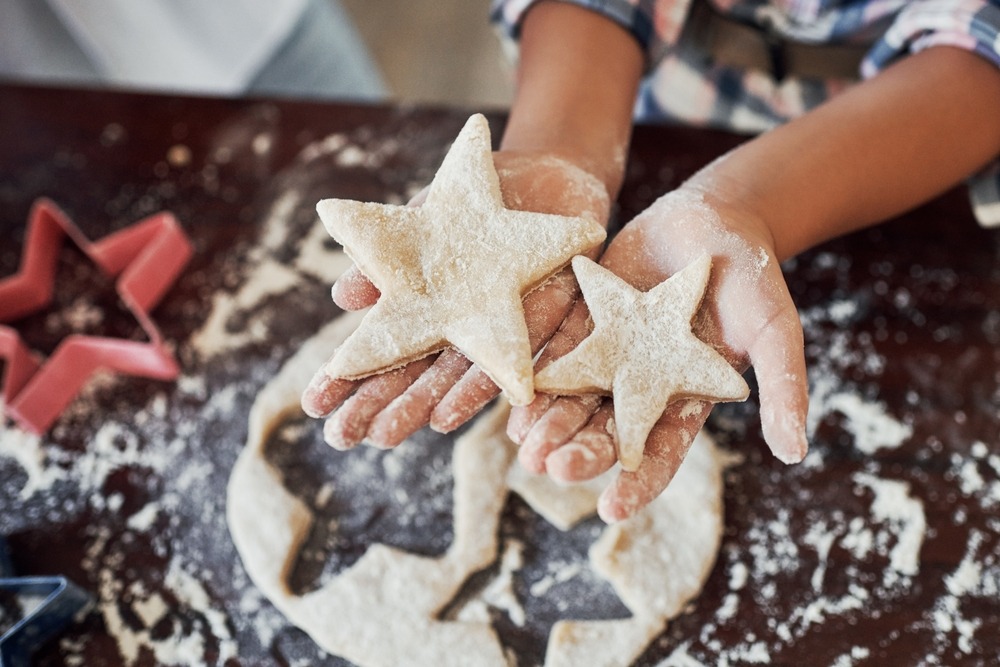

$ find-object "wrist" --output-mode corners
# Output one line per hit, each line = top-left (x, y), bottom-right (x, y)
(677, 173), (779, 259)
(499, 1), (642, 201)
(497, 139), (624, 204)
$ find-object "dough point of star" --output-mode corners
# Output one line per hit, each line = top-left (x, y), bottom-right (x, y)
(316, 114), (606, 406)
(534, 255), (749, 470)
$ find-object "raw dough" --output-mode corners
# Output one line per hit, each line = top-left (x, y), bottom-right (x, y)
(227, 316), (726, 666)
(315, 114), (606, 406)
(534, 255), (748, 471)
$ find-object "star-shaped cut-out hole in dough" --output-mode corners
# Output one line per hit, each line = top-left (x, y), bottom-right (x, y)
(316, 114), (606, 405)
(534, 255), (748, 471)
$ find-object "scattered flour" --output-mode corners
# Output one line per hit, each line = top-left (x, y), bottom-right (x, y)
(0, 116), (427, 666)
(853, 472), (926, 585)
(45, 296), (104, 332)
(799, 299), (914, 460)
(679, 459), (934, 663)
(187, 125), (395, 360)
(94, 556), (237, 666)
(658, 642), (709, 667)
(821, 392), (912, 454)
(4, 122), (998, 666)
(190, 258), (303, 357)
(457, 539), (527, 628)
(926, 528), (999, 659)
(830, 646), (871, 667)
(528, 560), (585, 598)
(0, 419), (64, 499)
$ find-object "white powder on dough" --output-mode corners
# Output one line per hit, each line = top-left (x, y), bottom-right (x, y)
(316, 115), (606, 406)
(7, 119), (998, 665)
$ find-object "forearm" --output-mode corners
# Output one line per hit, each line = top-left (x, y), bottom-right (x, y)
(688, 47), (1000, 261)
(500, 1), (644, 200)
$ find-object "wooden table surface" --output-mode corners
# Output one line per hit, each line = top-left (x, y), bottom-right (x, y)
(1, 83), (998, 666)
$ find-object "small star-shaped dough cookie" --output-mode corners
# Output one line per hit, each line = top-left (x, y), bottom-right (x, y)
(534, 255), (748, 471)
(316, 114), (606, 405)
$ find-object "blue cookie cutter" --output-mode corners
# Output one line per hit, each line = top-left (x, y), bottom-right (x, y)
(0, 537), (91, 667)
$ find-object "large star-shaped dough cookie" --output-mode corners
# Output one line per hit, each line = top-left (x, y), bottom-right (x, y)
(316, 114), (606, 405)
(534, 255), (748, 470)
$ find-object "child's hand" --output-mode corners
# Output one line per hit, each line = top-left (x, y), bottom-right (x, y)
(301, 151), (611, 449)
(509, 185), (810, 522)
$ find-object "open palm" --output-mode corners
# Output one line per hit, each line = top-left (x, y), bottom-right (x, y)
(509, 187), (810, 522)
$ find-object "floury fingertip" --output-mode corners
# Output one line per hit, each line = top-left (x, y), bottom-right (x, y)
(301, 372), (336, 418)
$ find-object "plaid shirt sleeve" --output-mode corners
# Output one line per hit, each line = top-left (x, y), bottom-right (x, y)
(861, 0), (1000, 227)
(492, 0), (1000, 227)
(862, 0), (1000, 77)
(490, 0), (692, 67)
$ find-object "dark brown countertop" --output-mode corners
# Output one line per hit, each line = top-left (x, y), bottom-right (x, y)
(1, 82), (998, 666)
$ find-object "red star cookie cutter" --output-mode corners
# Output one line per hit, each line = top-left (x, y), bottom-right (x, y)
(0, 198), (192, 434)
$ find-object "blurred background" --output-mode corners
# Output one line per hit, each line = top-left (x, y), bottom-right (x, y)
(341, 0), (514, 108)
(0, 0), (514, 108)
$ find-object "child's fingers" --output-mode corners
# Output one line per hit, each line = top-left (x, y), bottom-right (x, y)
(331, 264), (380, 311)
(524, 267), (581, 340)
(544, 401), (617, 482)
(325, 262), (580, 439)
(517, 394), (602, 473)
(429, 302), (577, 433)
(321, 358), (434, 450)
(302, 371), (358, 419)
(534, 298), (592, 369)
(431, 268), (584, 433)
(596, 400), (710, 523)
(503, 297), (594, 442)
(366, 348), (471, 446)
(429, 368), (500, 433)
(507, 393), (557, 444)
(745, 304), (809, 464)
